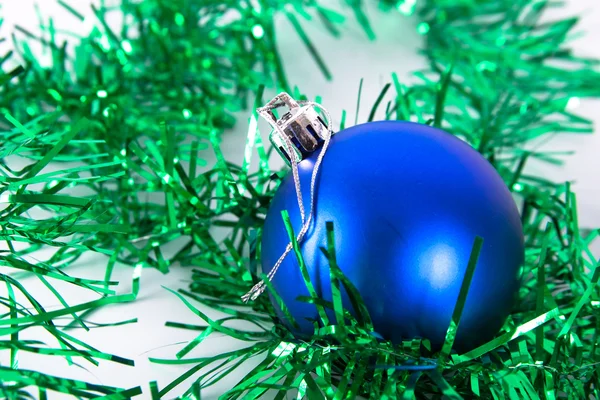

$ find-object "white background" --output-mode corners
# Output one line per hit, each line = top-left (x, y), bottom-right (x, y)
(1, 0), (599, 399)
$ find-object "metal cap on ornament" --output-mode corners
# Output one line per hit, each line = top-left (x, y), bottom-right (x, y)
(257, 92), (331, 165)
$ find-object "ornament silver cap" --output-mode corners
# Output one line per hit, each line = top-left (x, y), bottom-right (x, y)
(257, 92), (329, 164)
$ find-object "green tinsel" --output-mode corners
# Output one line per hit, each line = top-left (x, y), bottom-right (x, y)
(1, 0), (600, 399)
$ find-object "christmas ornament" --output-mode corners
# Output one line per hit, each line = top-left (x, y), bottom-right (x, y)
(247, 93), (524, 352)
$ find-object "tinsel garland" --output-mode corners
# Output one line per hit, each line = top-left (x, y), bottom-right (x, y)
(1, 0), (600, 399)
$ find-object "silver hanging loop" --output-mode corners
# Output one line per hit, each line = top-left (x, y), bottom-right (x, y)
(242, 93), (335, 302)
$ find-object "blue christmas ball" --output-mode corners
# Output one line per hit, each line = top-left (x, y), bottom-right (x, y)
(261, 120), (524, 352)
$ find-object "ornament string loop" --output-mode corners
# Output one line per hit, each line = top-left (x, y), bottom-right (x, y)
(242, 93), (334, 302)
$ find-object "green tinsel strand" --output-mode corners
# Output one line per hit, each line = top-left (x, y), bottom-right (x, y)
(0, 13), (142, 397)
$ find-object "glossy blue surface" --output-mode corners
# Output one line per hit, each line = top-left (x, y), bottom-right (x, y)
(261, 121), (524, 352)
